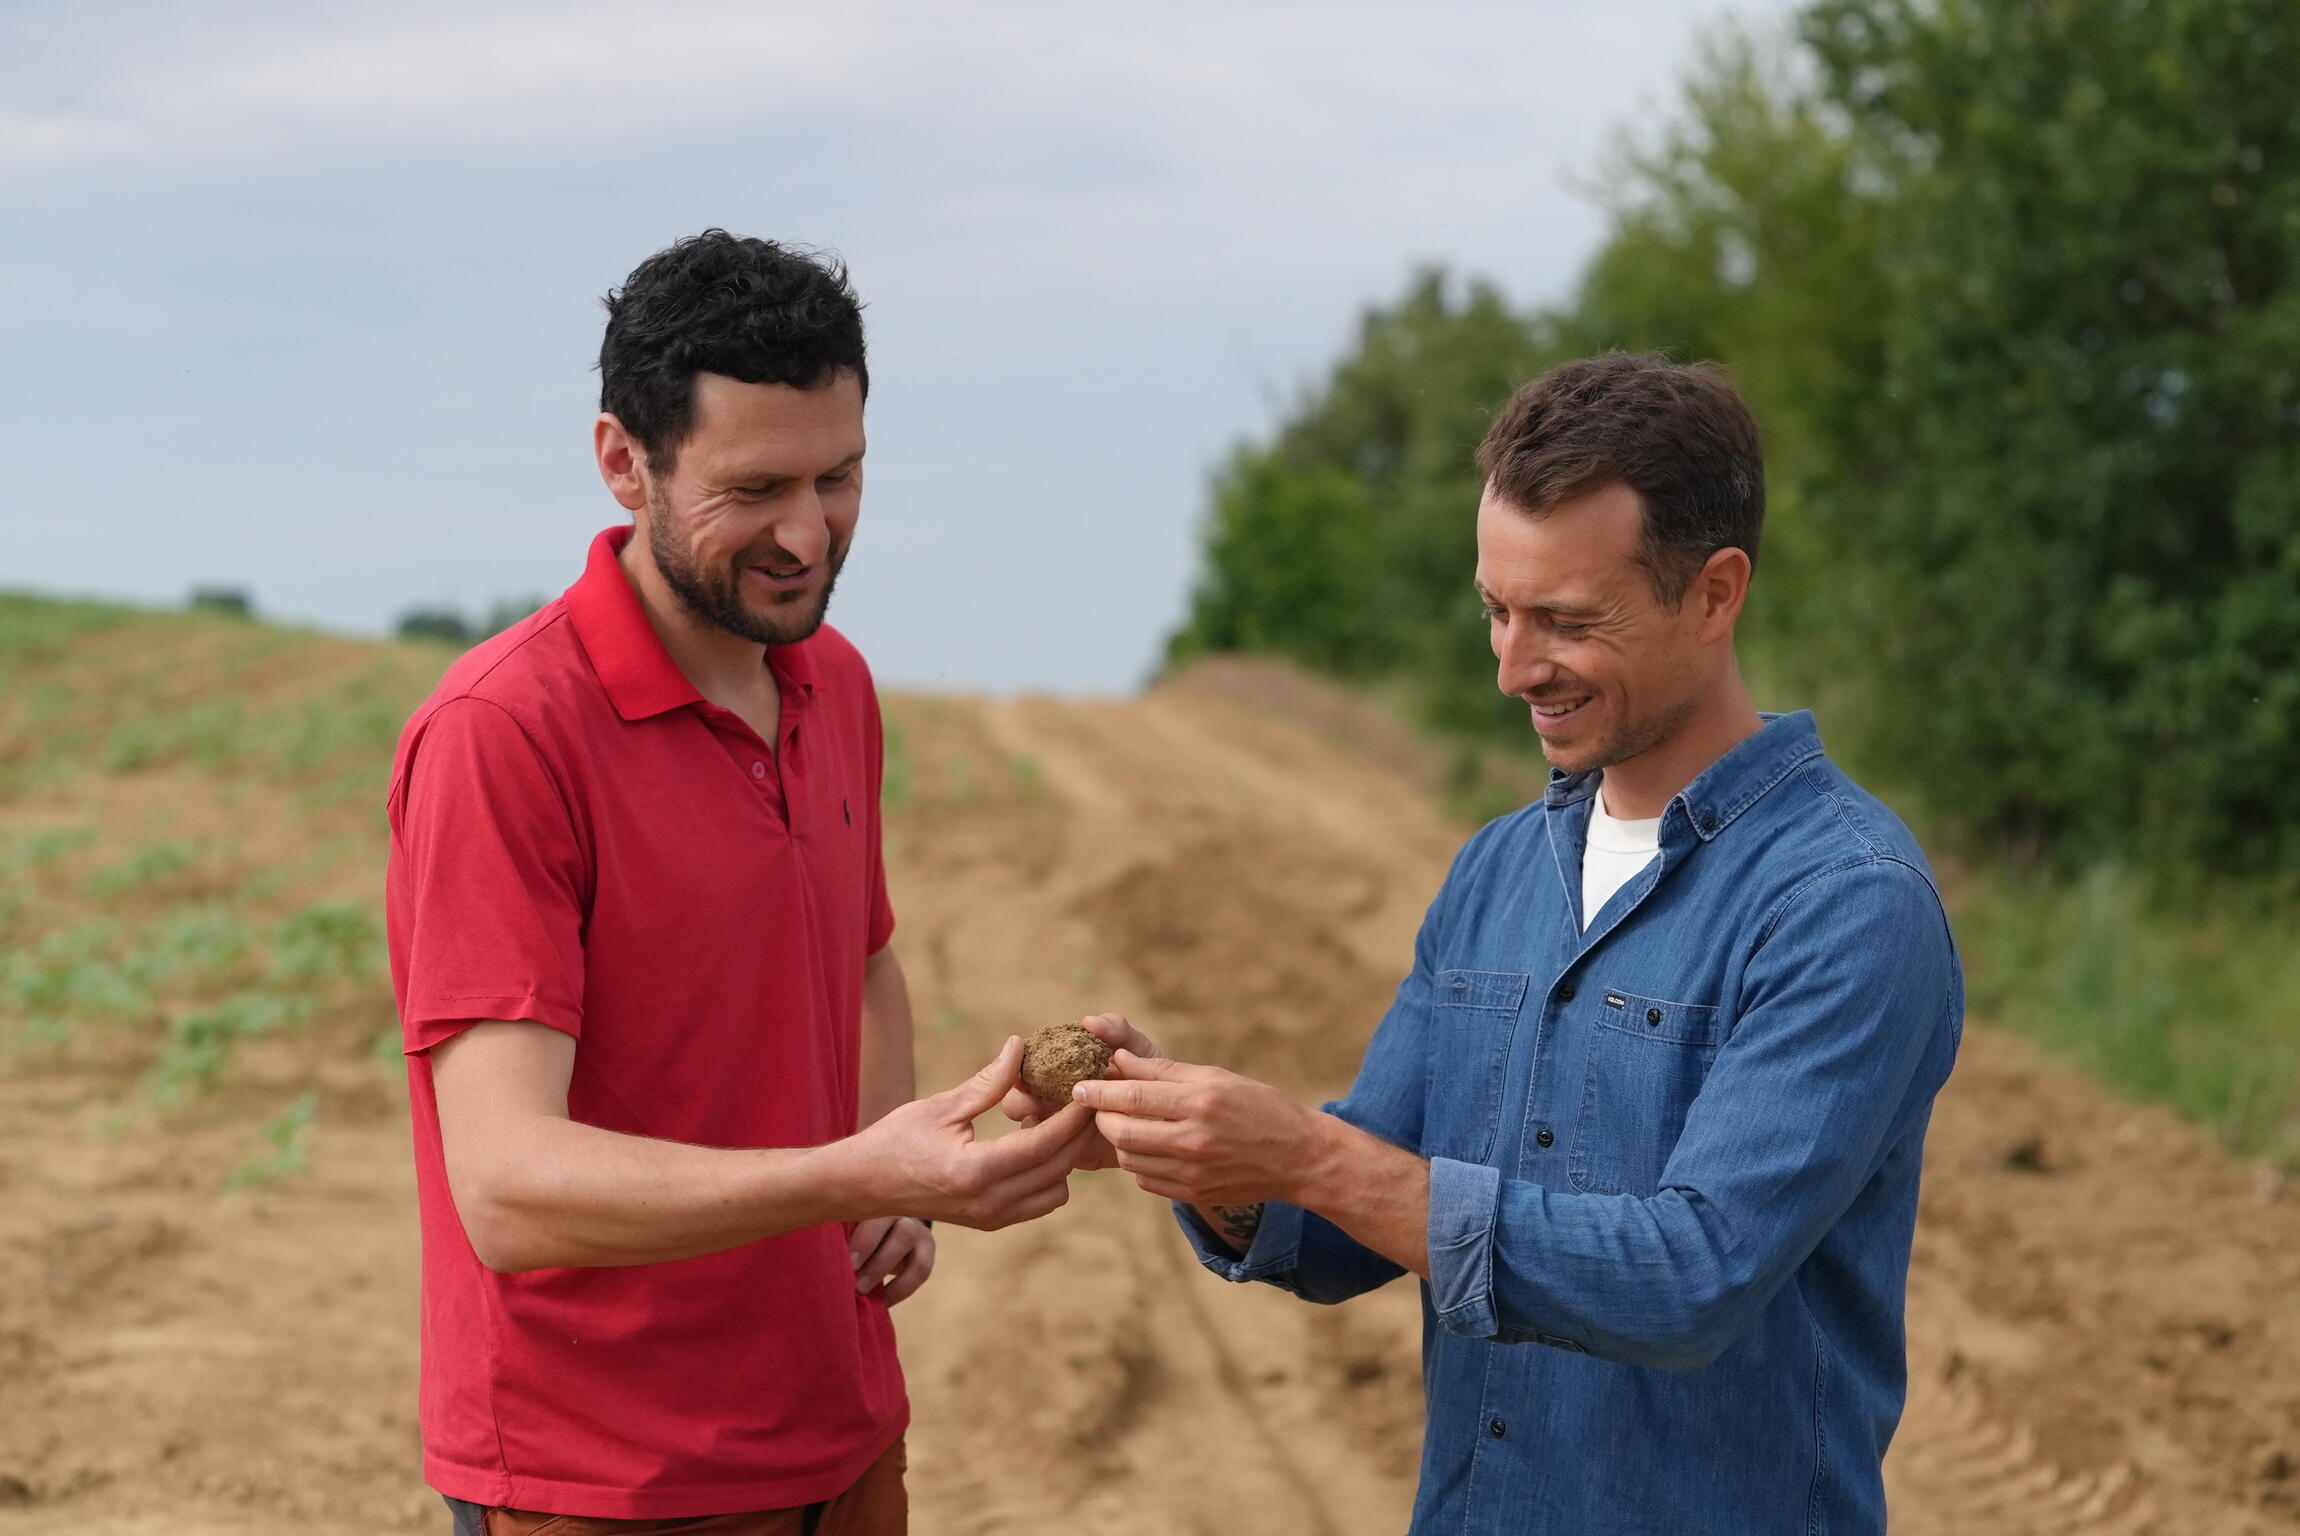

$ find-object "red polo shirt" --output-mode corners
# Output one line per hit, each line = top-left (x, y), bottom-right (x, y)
(385, 525), (904, 1519)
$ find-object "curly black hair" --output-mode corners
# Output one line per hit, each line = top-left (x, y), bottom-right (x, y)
(599, 229), (867, 474)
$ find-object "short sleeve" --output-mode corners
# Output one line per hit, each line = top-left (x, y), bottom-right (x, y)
(387, 697), (589, 1053)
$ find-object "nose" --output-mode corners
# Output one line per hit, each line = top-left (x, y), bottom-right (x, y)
(769, 489), (831, 568)
(1492, 616), (1563, 698)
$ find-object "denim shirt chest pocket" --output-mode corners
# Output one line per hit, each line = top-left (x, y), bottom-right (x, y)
(1567, 987), (1724, 1197)
(1426, 968), (1529, 1163)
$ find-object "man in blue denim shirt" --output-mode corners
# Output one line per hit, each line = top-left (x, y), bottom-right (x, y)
(1035, 355), (1962, 1533)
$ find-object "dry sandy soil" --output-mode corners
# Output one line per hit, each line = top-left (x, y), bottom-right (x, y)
(2, 671), (2296, 1534)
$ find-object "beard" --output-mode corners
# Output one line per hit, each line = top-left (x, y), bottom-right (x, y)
(1530, 672), (1700, 777)
(647, 496), (847, 648)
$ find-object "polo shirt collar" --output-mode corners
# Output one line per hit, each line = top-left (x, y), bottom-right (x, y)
(564, 525), (826, 723)
(565, 526), (704, 721)
(1543, 709), (1825, 841)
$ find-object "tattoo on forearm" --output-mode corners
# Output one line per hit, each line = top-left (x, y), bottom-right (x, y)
(1209, 1203), (1264, 1247)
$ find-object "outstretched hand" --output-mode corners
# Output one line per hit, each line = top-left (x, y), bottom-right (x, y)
(839, 1036), (1097, 1230)
(1000, 1013), (1165, 1171)
(1068, 1050), (1329, 1208)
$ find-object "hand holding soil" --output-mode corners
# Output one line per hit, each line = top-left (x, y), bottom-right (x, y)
(833, 1036), (1097, 1230)
(1003, 1013), (1163, 1171)
(1070, 1052), (1330, 1210)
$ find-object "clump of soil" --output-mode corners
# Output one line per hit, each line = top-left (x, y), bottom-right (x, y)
(1020, 1023), (1112, 1106)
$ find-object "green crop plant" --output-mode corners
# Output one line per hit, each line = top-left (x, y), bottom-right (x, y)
(223, 1090), (320, 1194)
(268, 901), (383, 986)
(82, 839), (227, 900)
(142, 992), (311, 1105)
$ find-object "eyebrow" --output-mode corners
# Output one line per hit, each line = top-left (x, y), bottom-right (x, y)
(725, 451), (864, 488)
(1475, 583), (1604, 619)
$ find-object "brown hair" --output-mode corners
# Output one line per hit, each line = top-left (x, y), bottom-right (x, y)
(1475, 351), (1764, 605)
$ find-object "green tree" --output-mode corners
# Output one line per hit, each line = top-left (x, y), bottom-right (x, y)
(1794, 0), (2300, 866)
(1171, 1), (2300, 870)
(1170, 271), (1555, 740)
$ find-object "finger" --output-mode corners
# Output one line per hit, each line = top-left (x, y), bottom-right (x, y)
(1069, 1075), (1195, 1117)
(854, 1224), (919, 1294)
(1112, 1148), (1187, 1178)
(1131, 1172), (1197, 1201)
(968, 1100), (1096, 1179)
(947, 1159), (1074, 1231)
(1000, 1085), (1056, 1123)
(1096, 1112), (1197, 1154)
(848, 1215), (898, 1269)
(1080, 1012), (1162, 1059)
(970, 1135), (1094, 1204)
(1105, 1049), (1205, 1082)
(936, 1036), (1024, 1122)
(993, 1178), (1072, 1229)
(880, 1233), (936, 1305)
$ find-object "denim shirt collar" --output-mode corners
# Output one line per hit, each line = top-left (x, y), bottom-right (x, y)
(1543, 710), (1826, 844)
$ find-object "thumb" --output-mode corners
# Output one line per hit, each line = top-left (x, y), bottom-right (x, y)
(938, 1036), (1024, 1121)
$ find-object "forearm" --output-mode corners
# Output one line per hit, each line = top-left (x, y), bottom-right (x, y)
(456, 1115), (891, 1272)
(1289, 1113), (1432, 1280)
(859, 947), (915, 1127)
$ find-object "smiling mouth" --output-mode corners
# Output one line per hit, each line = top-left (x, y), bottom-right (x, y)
(744, 564), (816, 593)
(1529, 695), (1594, 727)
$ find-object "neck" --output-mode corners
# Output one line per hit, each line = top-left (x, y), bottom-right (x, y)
(617, 533), (773, 708)
(1599, 659), (1764, 821)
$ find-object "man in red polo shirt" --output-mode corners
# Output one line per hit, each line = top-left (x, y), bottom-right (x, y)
(386, 230), (1094, 1535)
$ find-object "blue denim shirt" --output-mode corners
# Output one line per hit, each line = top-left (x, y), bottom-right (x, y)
(1178, 712), (1962, 1535)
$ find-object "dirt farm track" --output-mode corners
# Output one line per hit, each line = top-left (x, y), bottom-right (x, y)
(2, 666), (2297, 1534)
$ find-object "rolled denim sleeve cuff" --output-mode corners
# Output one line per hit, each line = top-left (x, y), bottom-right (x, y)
(1428, 1156), (1502, 1339)
(1173, 1198), (1307, 1283)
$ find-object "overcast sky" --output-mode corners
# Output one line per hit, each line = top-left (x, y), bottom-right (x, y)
(3, 1), (1781, 694)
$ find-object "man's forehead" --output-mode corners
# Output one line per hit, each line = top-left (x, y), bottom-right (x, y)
(1476, 483), (1643, 591)
(684, 372), (866, 471)
(690, 370), (862, 429)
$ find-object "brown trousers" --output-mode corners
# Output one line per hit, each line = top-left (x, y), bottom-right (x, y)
(445, 1440), (907, 1536)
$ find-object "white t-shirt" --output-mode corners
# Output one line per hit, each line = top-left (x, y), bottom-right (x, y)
(1583, 778), (1661, 931)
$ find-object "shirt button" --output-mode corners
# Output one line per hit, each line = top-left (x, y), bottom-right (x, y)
(1700, 812), (1720, 834)
(1557, 983), (1576, 1003)
(1489, 1418), (1508, 1439)
(1535, 1128), (1555, 1149)
(1647, 1007), (1664, 1028)
(751, 761), (767, 779)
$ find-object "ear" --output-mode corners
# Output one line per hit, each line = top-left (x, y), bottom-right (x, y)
(594, 413), (651, 514)
(1693, 546), (1752, 644)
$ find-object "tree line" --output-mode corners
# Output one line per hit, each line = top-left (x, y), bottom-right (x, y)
(1169, 0), (2300, 874)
